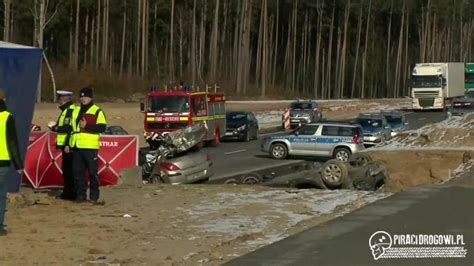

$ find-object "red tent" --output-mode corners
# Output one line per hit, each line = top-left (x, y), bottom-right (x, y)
(24, 132), (138, 189)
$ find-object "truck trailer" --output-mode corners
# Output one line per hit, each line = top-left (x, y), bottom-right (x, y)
(466, 63), (474, 97)
(411, 63), (465, 110)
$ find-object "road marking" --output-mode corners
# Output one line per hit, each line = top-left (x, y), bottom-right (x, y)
(225, 149), (247, 155)
(418, 117), (427, 120)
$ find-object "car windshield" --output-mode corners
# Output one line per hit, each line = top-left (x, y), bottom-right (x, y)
(466, 73), (474, 84)
(292, 125), (319, 135)
(411, 75), (442, 88)
(290, 102), (313, 109)
(385, 116), (403, 126)
(357, 118), (383, 128)
(148, 96), (189, 113)
(226, 113), (247, 122)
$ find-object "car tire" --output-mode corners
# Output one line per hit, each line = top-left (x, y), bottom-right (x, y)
(348, 153), (373, 168)
(241, 173), (263, 184)
(321, 159), (349, 188)
(224, 178), (239, 184)
(270, 143), (288, 159)
(244, 131), (250, 142)
(333, 147), (351, 162)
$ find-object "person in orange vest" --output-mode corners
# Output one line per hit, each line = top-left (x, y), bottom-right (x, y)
(0, 89), (23, 236)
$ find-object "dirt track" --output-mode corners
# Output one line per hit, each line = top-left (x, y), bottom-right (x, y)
(1, 185), (387, 265)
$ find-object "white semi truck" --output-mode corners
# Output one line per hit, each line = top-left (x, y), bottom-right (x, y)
(411, 63), (465, 110)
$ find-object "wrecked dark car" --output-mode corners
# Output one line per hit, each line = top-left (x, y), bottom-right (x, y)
(221, 153), (387, 191)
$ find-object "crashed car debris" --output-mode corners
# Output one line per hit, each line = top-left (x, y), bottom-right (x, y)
(141, 122), (213, 184)
(225, 153), (388, 191)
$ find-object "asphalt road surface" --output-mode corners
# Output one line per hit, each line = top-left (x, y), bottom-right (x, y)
(226, 159), (474, 266)
(205, 111), (447, 181)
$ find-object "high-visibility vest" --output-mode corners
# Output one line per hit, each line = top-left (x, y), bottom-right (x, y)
(0, 111), (11, 160)
(70, 105), (107, 149)
(56, 104), (76, 146)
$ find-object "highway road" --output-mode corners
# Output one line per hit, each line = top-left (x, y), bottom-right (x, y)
(204, 111), (447, 181)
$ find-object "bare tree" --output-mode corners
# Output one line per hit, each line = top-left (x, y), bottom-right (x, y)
(361, 0), (372, 98)
(119, 0), (127, 77)
(210, 0), (220, 83)
(351, 4), (363, 98)
(169, 0), (175, 80)
(3, 0), (12, 41)
(31, 0), (61, 102)
(191, 0), (197, 85)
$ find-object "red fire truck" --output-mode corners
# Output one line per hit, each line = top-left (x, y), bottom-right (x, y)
(141, 89), (226, 148)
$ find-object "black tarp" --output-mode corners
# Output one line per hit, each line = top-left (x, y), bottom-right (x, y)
(0, 42), (42, 192)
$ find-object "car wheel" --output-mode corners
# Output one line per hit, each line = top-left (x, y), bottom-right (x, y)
(241, 173), (263, 184)
(334, 147), (351, 162)
(348, 153), (373, 168)
(224, 178), (239, 184)
(244, 131), (250, 142)
(270, 143), (288, 159)
(321, 159), (349, 188)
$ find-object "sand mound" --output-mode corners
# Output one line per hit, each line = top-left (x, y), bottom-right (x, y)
(380, 113), (474, 148)
(367, 114), (474, 192)
(368, 150), (472, 192)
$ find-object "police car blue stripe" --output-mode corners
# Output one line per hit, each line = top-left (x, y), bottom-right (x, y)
(271, 136), (353, 144)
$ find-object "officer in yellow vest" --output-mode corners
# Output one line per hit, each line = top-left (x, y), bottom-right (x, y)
(48, 90), (77, 200)
(0, 89), (23, 236)
(68, 87), (107, 203)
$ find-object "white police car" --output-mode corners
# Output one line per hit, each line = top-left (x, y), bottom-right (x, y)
(261, 122), (365, 161)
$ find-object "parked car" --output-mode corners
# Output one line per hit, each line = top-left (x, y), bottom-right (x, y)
(261, 122), (364, 161)
(447, 97), (474, 117)
(355, 113), (392, 146)
(381, 111), (409, 137)
(222, 111), (259, 142)
(104, 126), (129, 135)
(283, 100), (322, 129)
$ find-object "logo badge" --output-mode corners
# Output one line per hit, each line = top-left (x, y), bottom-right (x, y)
(369, 231), (392, 260)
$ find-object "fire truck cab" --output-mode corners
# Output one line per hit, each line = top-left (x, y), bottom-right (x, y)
(141, 89), (226, 149)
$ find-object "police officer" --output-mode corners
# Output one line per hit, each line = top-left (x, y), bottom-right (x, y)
(0, 89), (23, 236)
(49, 90), (77, 200)
(68, 86), (107, 203)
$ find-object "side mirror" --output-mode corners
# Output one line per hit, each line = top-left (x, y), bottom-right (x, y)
(140, 102), (145, 113)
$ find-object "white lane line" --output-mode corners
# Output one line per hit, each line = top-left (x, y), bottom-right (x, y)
(224, 149), (247, 155)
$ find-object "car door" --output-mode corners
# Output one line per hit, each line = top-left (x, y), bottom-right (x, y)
(317, 125), (342, 156)
(248, 112), (259, 137)
(289, 125), (319, 155)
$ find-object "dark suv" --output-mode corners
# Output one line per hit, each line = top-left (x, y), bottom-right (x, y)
(283, 100), (322, 129)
